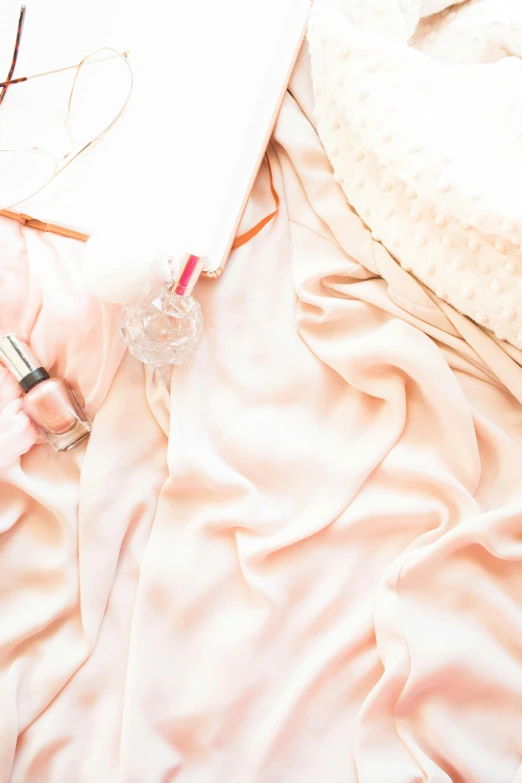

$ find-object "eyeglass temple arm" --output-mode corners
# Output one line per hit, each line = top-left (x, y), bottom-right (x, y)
(0, 51), (129, 90)
(0, 75), (27, 88)
(0, 5), (26, 105)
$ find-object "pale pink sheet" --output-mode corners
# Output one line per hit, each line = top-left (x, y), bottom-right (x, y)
(2, 47), (522, 783)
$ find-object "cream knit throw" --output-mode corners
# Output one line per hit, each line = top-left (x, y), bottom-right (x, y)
(308, 0), (522, 349)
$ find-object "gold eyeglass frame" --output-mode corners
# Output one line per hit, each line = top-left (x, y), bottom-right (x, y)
(0, 46), (133, 211)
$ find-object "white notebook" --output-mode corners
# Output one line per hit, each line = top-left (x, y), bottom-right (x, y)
(0, 0), (309, 274)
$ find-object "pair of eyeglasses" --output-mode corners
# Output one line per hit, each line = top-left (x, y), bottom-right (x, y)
(0, 5), (133, 210)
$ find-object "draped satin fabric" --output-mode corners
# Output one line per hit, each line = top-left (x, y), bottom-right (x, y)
(1, 46), (522, 783)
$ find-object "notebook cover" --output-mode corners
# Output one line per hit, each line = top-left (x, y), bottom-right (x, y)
(0, 0), (310, 275)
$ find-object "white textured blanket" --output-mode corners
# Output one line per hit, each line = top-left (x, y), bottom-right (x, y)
(308, 0), (522, 349)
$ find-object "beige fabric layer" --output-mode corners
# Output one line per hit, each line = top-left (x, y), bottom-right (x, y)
(1, 46), (522, 782)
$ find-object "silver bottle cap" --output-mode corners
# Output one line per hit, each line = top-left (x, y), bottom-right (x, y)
(0, 334), (50, 393)
(0, 334), (41, 380)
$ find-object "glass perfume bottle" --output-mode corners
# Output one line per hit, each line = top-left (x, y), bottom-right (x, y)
(0, 334), (92, 452)
(120, 253), (205, 367)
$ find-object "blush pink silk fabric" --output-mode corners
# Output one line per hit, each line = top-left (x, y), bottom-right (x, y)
(2, 47), (522, 783)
